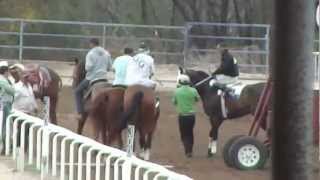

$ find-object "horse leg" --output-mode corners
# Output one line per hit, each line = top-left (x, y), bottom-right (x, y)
(138, 132), (146, 159)
(77, 113), (87, 134)
(208, 116), (223, 157)
(143, 132), (153, 161)
(49, 96), (58, 124)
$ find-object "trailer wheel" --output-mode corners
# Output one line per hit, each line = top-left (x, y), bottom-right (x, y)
(229, 136), (268, 170)
(223, 135), (245, 167)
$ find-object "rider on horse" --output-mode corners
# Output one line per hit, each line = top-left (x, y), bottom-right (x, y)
(74, 38), (112, 119)
(112, 47), (134, 87)
(209, 49), (239, 92)
(125, 42), (156, 89)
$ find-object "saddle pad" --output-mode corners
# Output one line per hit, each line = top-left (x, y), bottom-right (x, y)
(84, 82), (112, 100)
(227, 83), (246, 97)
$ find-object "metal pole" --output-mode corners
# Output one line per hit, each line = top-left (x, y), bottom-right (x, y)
(271, 0), (314, 180)
(183, 24), (191, 67)
(265, 26), (270, 76)
(102, 25), (106, 48)
(126, 125), (135, 157)
(19, 20), (24, 62)
(41, 96), (50, 180)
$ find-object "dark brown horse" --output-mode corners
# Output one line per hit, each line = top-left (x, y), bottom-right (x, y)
(119, 85), (160, 160)
(10, 64), (62, 124)
(179, 67), (265, 157)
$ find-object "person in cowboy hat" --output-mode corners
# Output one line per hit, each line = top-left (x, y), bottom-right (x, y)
(125, 42), (156, 89)
(172, 74), (200, 158)
(10, 64), (38, 115)
(0, 61), (15, 153)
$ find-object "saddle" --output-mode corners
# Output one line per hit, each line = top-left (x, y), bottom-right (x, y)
(83, 79), (112, 101)
(23, 64), (52, 95)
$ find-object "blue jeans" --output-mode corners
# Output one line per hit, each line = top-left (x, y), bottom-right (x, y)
(74, 79), (90, 113)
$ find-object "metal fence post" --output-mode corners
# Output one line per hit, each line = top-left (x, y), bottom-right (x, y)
(183, 24), (191, 67)
(265, 26), (270, 76)
(102, 25), (106, 48)
(19, 20), (24, 62)
(126, 125), (135, 157)
(41, 96), (50, 180)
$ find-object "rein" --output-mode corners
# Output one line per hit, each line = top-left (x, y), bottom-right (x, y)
(194, 76), (212, 87)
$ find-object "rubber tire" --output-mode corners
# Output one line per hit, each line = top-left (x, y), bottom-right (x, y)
(229, 136), (268, 170)
(223, 135), (245, 167)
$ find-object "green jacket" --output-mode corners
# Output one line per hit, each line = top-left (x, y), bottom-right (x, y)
(172, 85), (200, 116)
(0, 75), (14, 103)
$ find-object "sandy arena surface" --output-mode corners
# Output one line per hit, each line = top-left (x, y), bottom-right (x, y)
(0, 60), (318, 180)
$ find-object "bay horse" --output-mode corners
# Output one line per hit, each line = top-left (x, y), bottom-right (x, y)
(118, 85), (160, 160)
(10, 64), (62, 124)
(179, 67), (265, 157)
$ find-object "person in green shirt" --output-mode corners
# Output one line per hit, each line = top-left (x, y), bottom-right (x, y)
(0, 61), (15, 154)
(172, 74), (200, 158)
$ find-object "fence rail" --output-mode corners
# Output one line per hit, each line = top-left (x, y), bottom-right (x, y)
(3, 110), (192, 180)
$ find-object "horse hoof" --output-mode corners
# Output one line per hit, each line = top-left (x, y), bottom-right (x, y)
(207, 149), (214, 158)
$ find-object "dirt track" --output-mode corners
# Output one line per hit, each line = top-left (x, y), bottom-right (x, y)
(56, 86), (285, 180)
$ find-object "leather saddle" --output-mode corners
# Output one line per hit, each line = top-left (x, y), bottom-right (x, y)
(23, 64), (52, 95)
(83, 79), (112, 101)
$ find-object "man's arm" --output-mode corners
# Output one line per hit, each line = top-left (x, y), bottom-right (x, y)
(106, 54), (113, 72)
(85, 53), (94, 72)
(0, 81), (15, 96)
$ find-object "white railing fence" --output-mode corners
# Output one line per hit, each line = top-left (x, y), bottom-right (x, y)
(3, 110), (192, 180)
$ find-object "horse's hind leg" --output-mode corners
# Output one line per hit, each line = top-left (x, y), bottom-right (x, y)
(208, 116), (223, 157)
(144, 133), (153, 161)
(138, 133), (147, 159)
(77, 114), (87, 134)
(49, 96), (58, 125)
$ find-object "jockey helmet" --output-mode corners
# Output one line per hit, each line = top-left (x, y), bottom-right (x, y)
(137, 42), (150, 54)
(177, 74), (190, 85)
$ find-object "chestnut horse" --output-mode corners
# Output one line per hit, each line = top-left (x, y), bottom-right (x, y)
(88, 86), (125, 146)
(10, 64), (62, 124)
(72, 58), (123, 143)
(119, 85), (160, 160)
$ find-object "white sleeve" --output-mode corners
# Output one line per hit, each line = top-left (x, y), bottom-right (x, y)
(85, 52), (94, 72)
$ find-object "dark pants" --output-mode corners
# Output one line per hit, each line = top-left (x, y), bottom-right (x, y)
(74, 79), (90, 113)
(1, 103), (11, 153)
(178, 114), (195, 155)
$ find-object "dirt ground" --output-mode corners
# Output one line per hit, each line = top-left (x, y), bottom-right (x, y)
(54, 86), (319, 180)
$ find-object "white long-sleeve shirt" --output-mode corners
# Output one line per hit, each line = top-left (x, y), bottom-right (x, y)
(13, 81), (38, 114)
(125, 53), (156, 88)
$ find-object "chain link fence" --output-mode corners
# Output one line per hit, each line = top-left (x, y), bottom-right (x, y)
(184, 22), (270, 75)
(0, 18), (185, 64)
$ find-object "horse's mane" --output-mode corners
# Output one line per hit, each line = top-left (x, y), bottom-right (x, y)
(185, 69), (209, 83)
(73, 58), (86, 87)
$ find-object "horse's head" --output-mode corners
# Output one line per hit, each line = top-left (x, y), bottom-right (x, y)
(72, 57), (86, 88)
(178, 66), (209, 86)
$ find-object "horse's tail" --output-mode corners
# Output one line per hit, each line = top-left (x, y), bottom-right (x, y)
(121, 91), (144, 127)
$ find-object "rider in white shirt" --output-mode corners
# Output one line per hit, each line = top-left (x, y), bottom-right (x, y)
(125, 42), (156, 89)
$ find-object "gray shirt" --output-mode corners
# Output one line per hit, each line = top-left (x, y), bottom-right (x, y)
(85, 46), (112, 82)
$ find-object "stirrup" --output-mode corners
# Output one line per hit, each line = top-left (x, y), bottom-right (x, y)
(155, 97), (160, 108)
